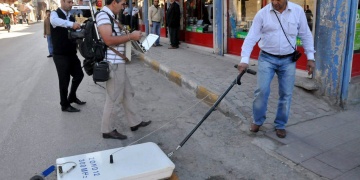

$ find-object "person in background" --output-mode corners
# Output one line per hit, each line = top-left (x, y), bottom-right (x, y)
(123, 2), (130, 26)
(131, 1), (139, 30)
(305, 5), (313, 31)
(237, 0), (315, 138)
(26, 14), (29, 24)
(148, 0), (163, 46)
(118, 3), (126, 24)
(18, 14), (23, 24)
(160, 3), (165, 26)
(166, 0), (180, 49)
(44, 10), (53, 58)
(3, 15), (10, 32)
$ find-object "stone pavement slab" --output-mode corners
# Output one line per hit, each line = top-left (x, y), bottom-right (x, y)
(272, 105), (360, 179)
(315, 138), (360, 172)
(276, 140), (323, 163)
(301, 158), (343, 179)
(334, 167), (360, 180)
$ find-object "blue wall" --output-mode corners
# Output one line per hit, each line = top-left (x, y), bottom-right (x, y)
(314, 0), (356, 106)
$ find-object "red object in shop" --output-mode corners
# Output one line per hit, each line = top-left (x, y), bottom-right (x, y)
(160, 28), (166, 37)
(227, 38), (308, 70)
(140, 24), (145, 32)
(352, 53), (360, 77)
(184, 31), (213, 48)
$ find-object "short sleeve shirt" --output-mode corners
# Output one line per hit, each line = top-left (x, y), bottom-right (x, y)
(96, 6), (126, 64)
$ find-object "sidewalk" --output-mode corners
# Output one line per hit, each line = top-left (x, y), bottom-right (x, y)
(133, 37), (360, 179)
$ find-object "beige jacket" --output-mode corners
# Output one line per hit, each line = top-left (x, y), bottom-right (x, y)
(148, 5), (162, 25)
(44, 17), (51, 35)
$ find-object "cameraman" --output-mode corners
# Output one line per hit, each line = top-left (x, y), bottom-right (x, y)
(50, 0), (86, 112)
(96, 0), (151, 140)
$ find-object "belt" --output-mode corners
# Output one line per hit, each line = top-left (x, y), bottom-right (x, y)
(152, 21), (160, 23)
(262, 50), (294, 58)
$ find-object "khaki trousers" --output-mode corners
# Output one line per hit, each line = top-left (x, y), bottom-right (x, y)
(101, 63), (142, 133)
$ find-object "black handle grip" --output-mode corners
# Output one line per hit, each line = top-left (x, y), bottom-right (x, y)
(246, 69), (257, 75)
(234, 65), (257, 75)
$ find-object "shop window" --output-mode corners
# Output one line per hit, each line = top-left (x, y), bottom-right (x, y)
(185, 0), (213, 33)
(228, 0), (315, 41)
(354, 1), (360, 53)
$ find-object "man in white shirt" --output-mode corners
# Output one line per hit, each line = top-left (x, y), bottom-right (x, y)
(131, 1), (139, 30)
(123, 2), (130, 25)
(237, 0), (316, 138)
(96, 0), (151, 140)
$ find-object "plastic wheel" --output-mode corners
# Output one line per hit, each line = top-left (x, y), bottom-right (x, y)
(30, 175), (44, 180)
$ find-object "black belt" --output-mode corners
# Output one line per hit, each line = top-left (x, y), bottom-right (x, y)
(262, 50), (294, 58)
(152, 21), (160, 23)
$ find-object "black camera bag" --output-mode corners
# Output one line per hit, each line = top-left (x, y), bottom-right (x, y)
(93, 61), (110, 82)
(83, 58), (95, 76)
(292, 50), (302, 62)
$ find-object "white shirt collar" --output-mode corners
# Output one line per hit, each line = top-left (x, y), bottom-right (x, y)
(59, 8), (70, 17)
(102, 6), (115, 18)
(269, 2), (293, 13)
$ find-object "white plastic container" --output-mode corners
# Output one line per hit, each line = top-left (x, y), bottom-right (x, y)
(56, 142), (175, 180)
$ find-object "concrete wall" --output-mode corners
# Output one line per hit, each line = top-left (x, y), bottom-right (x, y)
(314, 0), (357, 107)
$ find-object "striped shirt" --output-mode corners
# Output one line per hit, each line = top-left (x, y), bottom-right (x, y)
(96, 6), (126, 64)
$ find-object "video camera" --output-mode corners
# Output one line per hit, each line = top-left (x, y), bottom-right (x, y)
(68, 3), (94, 40)
(68, 25), (86, 40)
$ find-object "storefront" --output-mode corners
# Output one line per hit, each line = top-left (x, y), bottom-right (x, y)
(142, 0), (214, 48)
(226, 0), (316, 70)
(352, 2), (360, 77)
(0, 3), (16, 24)
(183, 0), (213, 48)
(139, 0), (360, 105)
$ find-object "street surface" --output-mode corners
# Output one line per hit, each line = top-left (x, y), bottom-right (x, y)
(0, 23), (316, 179)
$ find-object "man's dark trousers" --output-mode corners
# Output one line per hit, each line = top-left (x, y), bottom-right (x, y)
(53, 54), (84, 107)
(169, 27), (179, 47)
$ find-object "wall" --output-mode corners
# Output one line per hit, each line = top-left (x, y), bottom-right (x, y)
(314, 0), (355, 106)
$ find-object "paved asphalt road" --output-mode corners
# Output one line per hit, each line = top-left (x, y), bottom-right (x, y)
(0, 23), (319, 180)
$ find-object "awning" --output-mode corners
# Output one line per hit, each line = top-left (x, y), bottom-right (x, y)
(10, 7), (19, 15)
(24, 4), (34, 11)
(0, 3), (14, 14)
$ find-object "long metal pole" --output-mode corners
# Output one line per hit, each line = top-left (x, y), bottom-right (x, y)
(178, 78), (237, 147)
(88, 1), (100, 40)
(168, 67), (256, 157)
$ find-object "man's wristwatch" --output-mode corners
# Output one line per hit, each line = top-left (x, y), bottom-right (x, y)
(308, 59), (315, 61)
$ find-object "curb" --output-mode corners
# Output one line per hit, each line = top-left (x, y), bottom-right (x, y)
(134, 50), (247, 122)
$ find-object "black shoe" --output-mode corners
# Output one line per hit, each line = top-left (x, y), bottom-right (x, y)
(102, 130), (127, 140)
(157, 44), (163, 46)
(47, 55), (53, 58)
(275, 129), (287, 138)
(61, 105), (80, 112)
(69, 98), (86, 105)
(130, 121), (152, 131)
